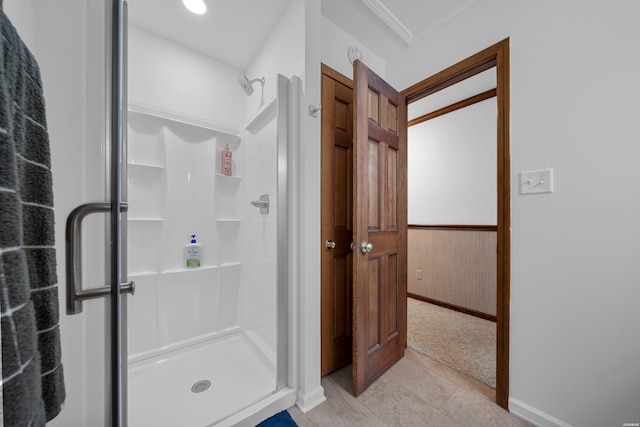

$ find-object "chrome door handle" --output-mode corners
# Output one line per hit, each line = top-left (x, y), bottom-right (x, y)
(361, 242), (373, 253)
(325, 240), (336, 249)
(65, 202), (135, 315)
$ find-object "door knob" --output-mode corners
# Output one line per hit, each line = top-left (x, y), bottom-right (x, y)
(325, 240), (336, 249)
(361, 242), (373, 253)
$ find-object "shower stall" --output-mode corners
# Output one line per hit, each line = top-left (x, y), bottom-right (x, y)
(124, 73), (292, 425)
(51, 0), (304, 425)
(123, 1), (303, 422)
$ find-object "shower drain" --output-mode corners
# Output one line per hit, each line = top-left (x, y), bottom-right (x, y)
(191, 380), (211, 393)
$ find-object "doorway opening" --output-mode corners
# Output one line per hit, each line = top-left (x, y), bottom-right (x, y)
(320, 37), (510, 409)
(402, 38), (510, 408)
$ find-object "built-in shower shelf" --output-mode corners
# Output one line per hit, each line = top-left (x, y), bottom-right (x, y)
(216, 219), (242, 223)
(215, 173), (242, 180)
(161, 265), (219, 274)
(245, 96), (277, 134)
(128, 162), (165, 170)
(129, 271), (160, 279)
(220, 262), (241, 268)
(128, 99), (241, 143)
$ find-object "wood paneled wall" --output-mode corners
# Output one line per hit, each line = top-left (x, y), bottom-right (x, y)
(408, 226), (496, 317)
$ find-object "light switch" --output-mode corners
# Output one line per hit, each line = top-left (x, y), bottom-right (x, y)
(416, 270), (423, 280)
(520, 168), (553, 194)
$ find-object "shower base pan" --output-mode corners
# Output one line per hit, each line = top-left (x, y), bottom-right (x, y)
(128, 331), (276, 426)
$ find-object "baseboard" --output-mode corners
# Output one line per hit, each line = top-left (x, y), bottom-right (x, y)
(296, 384), (326, 413)
(408, 293), (497, 322)
(509, 397), (573, 427)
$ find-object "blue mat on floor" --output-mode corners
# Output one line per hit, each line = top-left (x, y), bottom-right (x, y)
(256, 410), (297, 427)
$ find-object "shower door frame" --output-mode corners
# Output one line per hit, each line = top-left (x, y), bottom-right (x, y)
(274, 73), (290, 392)
(64, 0), (129, 424)
(111, 1), (126, 424)
(66, 0), (127, 424)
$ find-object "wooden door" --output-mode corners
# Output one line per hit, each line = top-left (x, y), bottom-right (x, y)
(321, 65), (354, 375)
(352, 60), (407, 396)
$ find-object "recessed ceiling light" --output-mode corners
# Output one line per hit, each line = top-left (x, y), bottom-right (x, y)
(183, 0), (208, 15)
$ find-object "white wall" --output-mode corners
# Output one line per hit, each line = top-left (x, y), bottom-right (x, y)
(295, 0), (326, 413)
(321, 15), (385, 79)
(408, 98), (497, 225)
(128, 25), (244, 131)
(3, 0), (37, 51)
(243, 0), (305, 119)
(386, 1), (640, 426)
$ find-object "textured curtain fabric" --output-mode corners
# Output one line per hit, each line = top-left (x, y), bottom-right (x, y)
(1, 9), (65, 425)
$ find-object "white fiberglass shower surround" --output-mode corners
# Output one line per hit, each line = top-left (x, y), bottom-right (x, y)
(125, 75), (292, 426)
(126, 11), (297, 427)
(43, 0), (302, 425)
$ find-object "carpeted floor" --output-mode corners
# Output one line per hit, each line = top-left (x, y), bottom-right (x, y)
(406, 297), (496, 388)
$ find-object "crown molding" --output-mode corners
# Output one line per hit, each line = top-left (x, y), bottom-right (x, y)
(361, 0), (480, 46)
(361, 0), (413, 45)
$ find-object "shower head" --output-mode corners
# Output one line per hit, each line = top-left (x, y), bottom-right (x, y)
(238, 74), (265, 96)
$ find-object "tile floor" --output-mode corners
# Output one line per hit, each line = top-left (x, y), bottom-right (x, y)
(287, 349), (532, 427)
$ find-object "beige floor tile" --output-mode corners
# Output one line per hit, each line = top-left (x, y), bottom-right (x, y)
(304, 376), (387, 427)
(383, 355), (459, 409)
(326, 364), (352, 392)
(287, 405), (316, 427)
(298, 350), (529, 427)
(360, 380), (462, 427)
(404, 348), (496, 402)
(440, 387), (533, 427)
(327, 363), (393, 402)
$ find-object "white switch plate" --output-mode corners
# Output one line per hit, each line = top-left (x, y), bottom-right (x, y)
(520, 168), (553, 194)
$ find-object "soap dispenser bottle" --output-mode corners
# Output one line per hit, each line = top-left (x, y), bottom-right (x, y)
(184, 234), (202, 268)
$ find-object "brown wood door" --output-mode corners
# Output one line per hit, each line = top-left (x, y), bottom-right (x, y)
(321, 66), (354, 375)
(352, 60), (407, 396)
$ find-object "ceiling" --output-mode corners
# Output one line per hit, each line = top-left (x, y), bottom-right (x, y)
(126, 0), (479, 70)
(126, 0), (292, 70)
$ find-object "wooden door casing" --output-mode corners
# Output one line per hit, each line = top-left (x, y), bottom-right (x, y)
(321, 65), (354, 376)
(352, 61), (407, 396)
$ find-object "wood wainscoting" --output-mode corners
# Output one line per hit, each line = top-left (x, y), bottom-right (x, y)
(408, 225), (497, 320)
